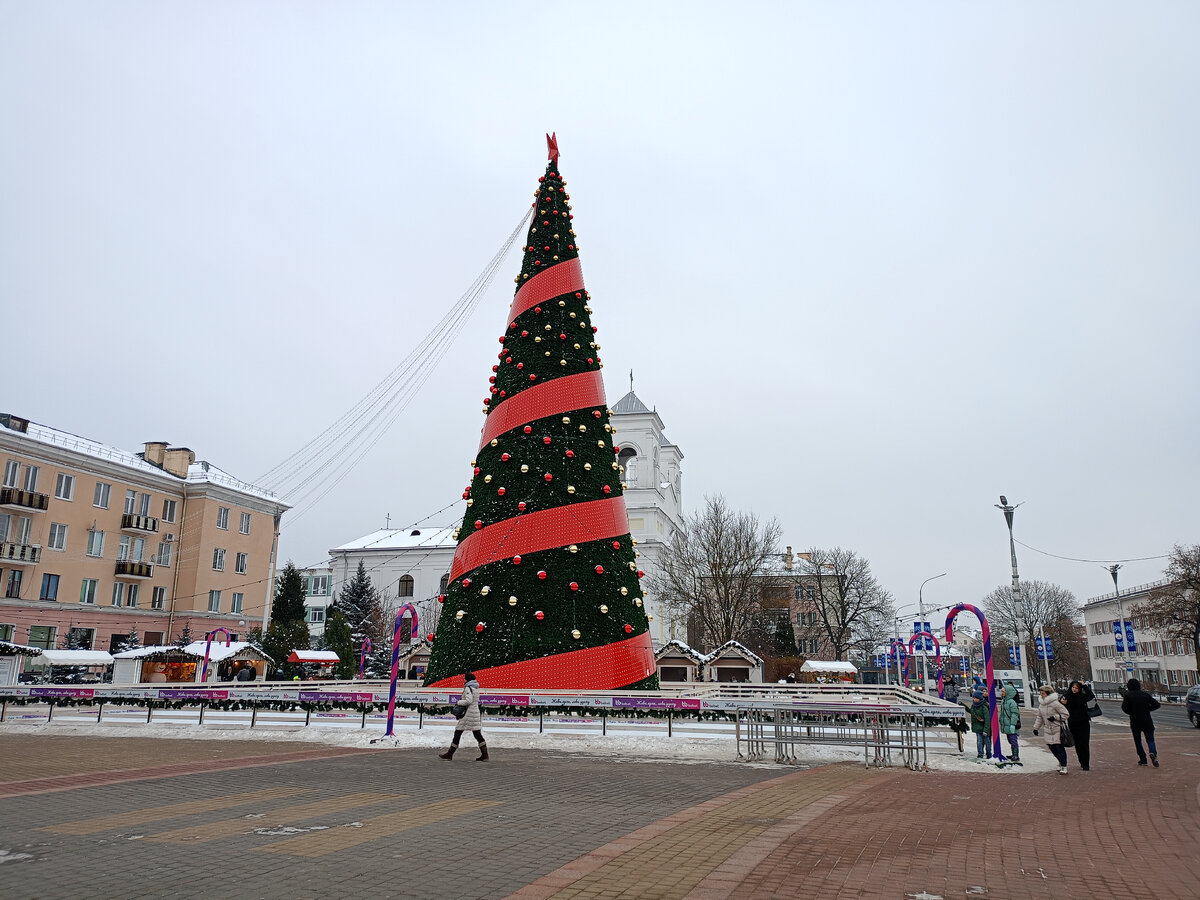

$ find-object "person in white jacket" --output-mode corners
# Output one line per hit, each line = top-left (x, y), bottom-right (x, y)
(1032, 684), (1070, 774)
(439, 672), (487, 761)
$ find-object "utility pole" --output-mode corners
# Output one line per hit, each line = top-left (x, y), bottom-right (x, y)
(918, 573), (947, 690)
(1109, 564), (1132, 686)
(996, 496), (1035, 706)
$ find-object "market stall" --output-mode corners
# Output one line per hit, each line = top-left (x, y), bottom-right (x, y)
(0, 640), (41, 686)
(288, 650), (339, 679)
(112, 642), (272, 684)
(654, 640), (705, 682)
(703, 641), (764, 683)
(799, 659), (858, 684)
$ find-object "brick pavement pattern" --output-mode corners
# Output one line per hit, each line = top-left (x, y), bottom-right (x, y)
(0, 728), (1196, 899)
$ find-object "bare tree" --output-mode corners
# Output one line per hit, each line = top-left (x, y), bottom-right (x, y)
(980, 580), (1084, 681)
(1135, 544), (1200, 672)
(802, 547), (895, 661)
(651, 495), (783, 650)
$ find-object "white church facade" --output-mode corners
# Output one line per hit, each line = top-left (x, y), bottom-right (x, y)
(323, 389), (686, 645)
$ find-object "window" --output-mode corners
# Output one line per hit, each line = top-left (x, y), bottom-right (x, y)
(93, 481), (111, 509)
(47, 523), (68, 551)
(4, 570), (21, 599)
(216, 507), (230, 530)
(2, 460), (17, 488)
(151, 586), (166, 610)
(144, 630), (164, 645)
(235, 552), (248, 575)
(208, 590), (222, 613)
(118, 535), (131, 561)
(213, 548), (226, 571)
(13, 516), (31, 545)
(308, 606), (325, 623)
(162, 498), (177, 523)
(157, 541), (172, 567)
(240, 512), (251, 534)
(126, 584), (139, 607)
(80, 578), (98, 604)
(440, 573), (450, 594)
(54, 473), (75, 500)
(68, 627), (94, 650)
(0, 624), (13, 642)
(27, 625), (56, 650)
(305, 575), (329, 596)
(124, 489), (137, 515)
(0, 513), (8, 542)
(399, 575), (414, 598)
(86, 529), (105, 558)
(231, 592), (244, 614)
(138, 492), (151, 516)
(22, 465), (39, 492)
(39, 573), (59, 601)
(132, 537), (146, 562)
(111, 582), (125, 607)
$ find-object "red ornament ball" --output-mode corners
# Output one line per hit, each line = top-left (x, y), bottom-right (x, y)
(566, 450), (574, 458)
(497, 487), (505, 496)
(535, 610), (545, 620)
(575, 292), (582, 299)
(472, 467), (480, 475)
(624, 624), (633, 634)
(476, 623), (485, 633)
(595, 565), (604, 575)
(602, 485), (612, 494)
(518, 502), (527, 511)
(474, 519), (483, 529)
(501, 453), (511, 461)
(535, 306), (542, 313)
(637, 570), (645, 578)
(612, 541), (620, 550)
(524, 426), (533, 434)
(512, 555), (522, 565)
(543, 436), (551, 445)
(530, 374), (537, 381)
(438, 594), (445, 603)
(537, 570), (547, 580)
(544, 473), (553, 482)
(427, 633), (434, 641)
(593, 410), (602, 418)
(569, 582), (579, 591)
(462, 578), (471, 587)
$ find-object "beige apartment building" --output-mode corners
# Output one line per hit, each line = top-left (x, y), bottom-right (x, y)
(0, 413), (289, 654)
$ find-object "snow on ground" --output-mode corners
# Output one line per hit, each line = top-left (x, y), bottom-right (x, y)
(0, 710), (1066, 774)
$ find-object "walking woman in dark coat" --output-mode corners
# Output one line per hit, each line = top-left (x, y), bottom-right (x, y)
(1060, 680), (1096, 770)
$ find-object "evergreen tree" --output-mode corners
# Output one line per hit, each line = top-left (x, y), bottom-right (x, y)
(424, 137), (656, 690)
(334, 560), (386, 651)
(175, 622), (194, 647)
(261, 619), (310, 678)
(115, 624), (142, 654)
(272, 560), (309, 627)
(322, 608), (355, 679)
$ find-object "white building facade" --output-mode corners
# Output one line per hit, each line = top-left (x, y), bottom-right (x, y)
(1082, 580), (1199, 693)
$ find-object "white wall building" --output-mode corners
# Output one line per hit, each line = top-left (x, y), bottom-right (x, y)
(298, 564), (335, 636)
(1082, 580), (1198, 692)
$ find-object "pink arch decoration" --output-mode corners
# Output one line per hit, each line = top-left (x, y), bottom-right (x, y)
(906, 631), (944, 699)
(945, 604), (1004, 760)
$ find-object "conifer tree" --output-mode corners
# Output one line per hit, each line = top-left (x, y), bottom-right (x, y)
(272, 561), (309, 626)
(175, 622), (194, 647)
(321, 608), (355, 678)
(424, 137), (656, 690)
(334, 560), (386, 662)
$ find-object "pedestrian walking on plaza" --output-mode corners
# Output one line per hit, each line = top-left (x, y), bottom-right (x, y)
(970, 691), (992, 759)
(998, 685), (1021, 764)
(1032, 685), (1070, 774)
(439, 671), (487, 761)
(1060, 680), (1096, 770)
(1120, 678), (1160, 767)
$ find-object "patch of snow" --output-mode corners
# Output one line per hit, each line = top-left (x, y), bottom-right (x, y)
(0, 849), (33, 864)
(252, 825), (329, 836)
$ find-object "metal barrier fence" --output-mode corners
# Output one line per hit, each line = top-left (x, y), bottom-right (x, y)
(736, 705), (930, 770)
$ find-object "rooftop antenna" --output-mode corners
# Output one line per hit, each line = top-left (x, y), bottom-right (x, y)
(630, 369), (634, 394)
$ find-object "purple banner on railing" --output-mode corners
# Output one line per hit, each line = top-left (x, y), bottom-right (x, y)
(161, 689), (229, 701)
(298, 691), (375, 703)
(30, 687), (95, 699)
(612, 697), (701, 711)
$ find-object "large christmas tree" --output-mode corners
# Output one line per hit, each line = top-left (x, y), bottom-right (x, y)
(424, 136), (658, 690)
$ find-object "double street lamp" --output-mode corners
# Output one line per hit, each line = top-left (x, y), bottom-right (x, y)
(996, 496), (1035, 706)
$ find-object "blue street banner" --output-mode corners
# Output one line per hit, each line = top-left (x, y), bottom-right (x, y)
(1124, 621), (1137, 653)
(1036, 637), (1054, 660)
(913, 621), (934, 650)
(960, 657), (970, 673)
(1113, 621), (1125, 652)
(1008, 646), (1021, 665)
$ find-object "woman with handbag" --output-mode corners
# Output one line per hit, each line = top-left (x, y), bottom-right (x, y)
(1060, 680), (1097, 771)
(439, 671), (487, 761)
(1032, 684), (1071, 774)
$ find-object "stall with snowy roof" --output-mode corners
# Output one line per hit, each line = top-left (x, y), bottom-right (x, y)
(799, 659), (858, 684)
(112, 642), (271, 684)
(395, 638), (432, 680)
(654, 640), (705, 682)
(702, 641), (764, 683)
(288, 650), (340, 678)
(0, 641), (42, 685)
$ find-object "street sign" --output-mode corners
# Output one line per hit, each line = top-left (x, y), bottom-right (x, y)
(1125, 662), (1135, 674)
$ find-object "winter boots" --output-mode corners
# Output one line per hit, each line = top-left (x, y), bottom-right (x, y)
(476, 742), (489, 762)
(1151, 753), (1159, 767)
(439, 745), (456, 760)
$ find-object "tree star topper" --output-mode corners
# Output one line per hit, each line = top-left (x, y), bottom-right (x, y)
(546, 132), (560, 163)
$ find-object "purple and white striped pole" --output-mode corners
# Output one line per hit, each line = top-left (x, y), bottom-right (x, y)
(946, 603), (1003, 760)
(200, 628), (231, 683)
(358, 638), (373, 679)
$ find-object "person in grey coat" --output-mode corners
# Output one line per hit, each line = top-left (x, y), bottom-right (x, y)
(439, 672), (487, 761)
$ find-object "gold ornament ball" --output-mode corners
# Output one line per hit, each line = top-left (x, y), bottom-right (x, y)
(481, 586), (490, 595)
(489, 439), (498, 447)
(508, 596), (518, 606)
(584, 462), (592, 471)
(567, 485), (575, 494)
(455, 610), (465, 620)
(569, 545), (578, 553)
(484, 474), (492, 483)
(521, 464), (529, 473)
(599, 605), (608, 614)
(620, 587), (628, 596)
(561, 416), (571, 424)
(466, 499), (474, 507)
(635, 598), (643, 607)
(571, 629), (581, 639)
(647, 614), (654, 622)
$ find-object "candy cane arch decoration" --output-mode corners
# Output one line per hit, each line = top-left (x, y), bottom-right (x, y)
(384, 604), (420, 737)
(889, 638), (909, 687)
(945, 603), (1003, 760)
(906, 632), (944, 699)
(200, 628), (231, 683)
(358, 638), (373, 680)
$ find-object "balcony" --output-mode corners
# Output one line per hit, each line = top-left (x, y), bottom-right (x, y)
(0, 542), (40, 565)
(115, 560), (154, 579)
(0, 487), (49, 512)
(121, 513), (160, 534)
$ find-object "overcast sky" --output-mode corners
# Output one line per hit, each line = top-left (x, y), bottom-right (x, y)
(3, 2), (1196, 625)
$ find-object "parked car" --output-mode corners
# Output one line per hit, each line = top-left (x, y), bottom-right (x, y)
(1187, 686), (1200, 728)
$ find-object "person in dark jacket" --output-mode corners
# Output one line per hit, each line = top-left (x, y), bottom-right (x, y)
(969, 691), (992, 759)
(1121, 678), (1161, 767)
(1060, 680), (1096, 770)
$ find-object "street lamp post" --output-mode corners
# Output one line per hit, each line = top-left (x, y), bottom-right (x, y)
(918, 573), (947, 689)
(996, 496), (1035, 706)
(1109, 564), (1132, 686)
